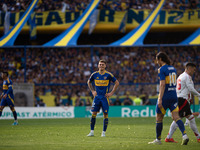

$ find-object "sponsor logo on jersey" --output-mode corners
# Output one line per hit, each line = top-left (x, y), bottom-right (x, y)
(95, 80), (109, 86)
(3, 85), (8, 90)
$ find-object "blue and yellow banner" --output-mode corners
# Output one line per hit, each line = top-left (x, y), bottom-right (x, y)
(180, 28), (200, 45)
(0, 0), (38, 46)
(29, 12), (37, 40)
(43, 0), (100, 46)
(1, 9), (200, 33)
(118, 12), (127, 33)
(110, 0), (165, 46)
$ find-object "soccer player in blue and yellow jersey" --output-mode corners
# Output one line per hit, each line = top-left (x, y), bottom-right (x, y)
(87, 60), (119, 137)
(148, 52), (189, 145)
(0, 72), (18, 125)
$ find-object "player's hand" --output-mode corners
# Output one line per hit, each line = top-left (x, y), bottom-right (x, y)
(92, 91), (97, 97)
(3, 94), (7, 99)
(105, 92), (113, 98)
(157, 99), (163, 109)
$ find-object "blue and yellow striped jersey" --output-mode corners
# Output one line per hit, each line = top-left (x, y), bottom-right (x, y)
(158, 64), (177, 93)
(3, 78), (14, 97)
(89, 71), (116, 97)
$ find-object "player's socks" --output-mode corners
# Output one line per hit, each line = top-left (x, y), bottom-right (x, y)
(103, 118), (108, 132)
(156, 121), (163, 140)
(176, 119), (186, 136)
(188, 115), (200, 139)
(166, 121), (177, 139)
(12, 111), (17, 121)
(90, 114), (96, 130)
(184, 118), (189, 126)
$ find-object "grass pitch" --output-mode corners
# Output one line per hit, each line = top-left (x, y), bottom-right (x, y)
(0, 117), (199, 150)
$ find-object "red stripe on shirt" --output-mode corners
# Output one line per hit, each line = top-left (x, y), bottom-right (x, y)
(179, 100), (187, 111)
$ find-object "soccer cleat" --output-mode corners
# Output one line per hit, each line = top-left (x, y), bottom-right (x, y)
(12, 122), (18, 126)
(87, 132), (94, 137)
(181, 135), (189, 145)
(165, 138), (178, 143)
(101, 132), (106, 137)
(197, 138), (200, 143)
(148, 139), (162, 145)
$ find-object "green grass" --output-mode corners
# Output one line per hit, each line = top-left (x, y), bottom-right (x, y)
(0, 117), (200, 150)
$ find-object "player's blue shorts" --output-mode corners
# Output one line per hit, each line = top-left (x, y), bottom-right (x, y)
(91, 96), (109, 113)
(0, 96), (15, 107)
(156, 94), (179, 115)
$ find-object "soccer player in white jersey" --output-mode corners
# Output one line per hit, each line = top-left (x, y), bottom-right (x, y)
(165, 62), (200, 143)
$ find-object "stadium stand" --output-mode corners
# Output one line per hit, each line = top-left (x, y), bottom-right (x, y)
(0, 0), (200, 12)
(0, 0), (200, 107)
(0, 46), (199, 106)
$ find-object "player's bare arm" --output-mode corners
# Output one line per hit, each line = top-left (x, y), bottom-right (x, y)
(105, 80), (119, 98)
(87, 80), (97, 97)
(186, 81), (200, 97)
(0, 93), (3, 99)
(158, 80), (165, 109)
(2, 93), (7, 99)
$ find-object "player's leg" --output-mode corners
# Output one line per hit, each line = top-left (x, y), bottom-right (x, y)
(186, 114), (200, 142)
(193, 112), (200, 116)
(165, 121), (178, 143)
(149, 102), (166, 145)
(0, 106), (5, 117)
(87, 97), (99, 137)
(148, 113), (164, 145)
(0, 98), (6, 117)
(166, 98), (187, 143)
(197, 114), (200, 118)
(87, 111), (97, 137)
(101, 113), (108, 137)
(7, 97), (18, 125)
(184, 118), (189, 126)
(10, 106), (18, 125)
(193, 112), (200, 118)
(101, 97), (109, 137)
(171, 111), (189, 145)
(156, 113), (164, 141)
(180, 100), (200, 142)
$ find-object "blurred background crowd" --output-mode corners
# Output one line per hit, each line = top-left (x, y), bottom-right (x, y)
(0, 0), (200, 107)
(0, 46), (200, 106)
(1, 0), (200, 12)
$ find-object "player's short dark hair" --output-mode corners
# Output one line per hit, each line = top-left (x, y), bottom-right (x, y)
(2, 71), (8, 77)
(99, 60), (107, 65)
(185, 62), (196, 68)
(156, 52), (171, 65)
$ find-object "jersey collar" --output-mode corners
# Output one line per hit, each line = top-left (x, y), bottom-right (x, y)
(98, 70), (106, 75)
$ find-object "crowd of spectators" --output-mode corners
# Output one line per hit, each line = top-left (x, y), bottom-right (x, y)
(0, 46), (200, 106)
(1, 0), (200, 13)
